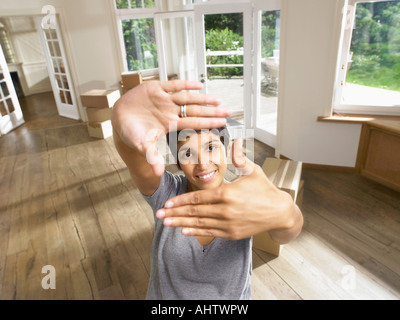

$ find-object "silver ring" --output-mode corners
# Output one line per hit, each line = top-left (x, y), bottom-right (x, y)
(180, 105), (187, 118)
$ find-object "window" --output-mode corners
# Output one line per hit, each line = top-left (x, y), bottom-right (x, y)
(115, 0), (156, 10)
(334, 0), (400, 115)
(114, 0), (158, 72)
(121, 18), (158, 71)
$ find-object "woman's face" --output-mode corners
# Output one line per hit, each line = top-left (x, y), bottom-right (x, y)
(177, 130), (228, 192)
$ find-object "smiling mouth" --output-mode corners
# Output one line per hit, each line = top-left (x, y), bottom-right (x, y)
(196, 170), (217, 182)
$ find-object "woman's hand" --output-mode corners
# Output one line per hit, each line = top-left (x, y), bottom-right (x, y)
(111, 80), (230, 176)
(155, 139), (303, 243)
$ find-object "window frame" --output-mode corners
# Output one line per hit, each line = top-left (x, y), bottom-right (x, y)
(114, 1), (159, 73)
(333, 0), (400, 116)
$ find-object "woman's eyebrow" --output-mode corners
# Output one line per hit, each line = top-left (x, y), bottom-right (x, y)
(178, 146), (190, 153)
(202, 138), (221, 146)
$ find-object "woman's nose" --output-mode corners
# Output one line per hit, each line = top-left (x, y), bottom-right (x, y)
(197, 151), (211, 166)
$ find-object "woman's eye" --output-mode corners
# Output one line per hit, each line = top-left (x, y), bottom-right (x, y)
(185, 150), (192, 158)
(208, 145), (217, 152)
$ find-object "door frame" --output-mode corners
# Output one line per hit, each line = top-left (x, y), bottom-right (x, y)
(194, 0), (253, 130)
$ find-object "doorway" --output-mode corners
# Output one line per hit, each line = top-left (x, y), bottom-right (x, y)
(194, 1), (252, 136)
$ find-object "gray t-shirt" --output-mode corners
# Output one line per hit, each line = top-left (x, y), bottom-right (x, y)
(142, 170), (252, 300)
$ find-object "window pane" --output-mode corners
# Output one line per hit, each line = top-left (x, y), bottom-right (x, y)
(55, 75), (62, 88)
(59, 90), (66, 103)
(0, 100), (8, 116)
(65, 91), (72, 105)
(53, 41), (61, 57)
(6, 98), (14, 113)
(344, 1), (400, 105)
(52, 58), (60, 73)
(258, 10), (280, 136)
(143, 0), (155, 8)
(1, 81), (10, 98)
(122, 18), (158, 71)
(116, 0), (129, 9)
(130, 0), (143, 8)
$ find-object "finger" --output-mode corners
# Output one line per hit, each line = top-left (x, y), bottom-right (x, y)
(231, 138), (255, 176)
(179, 105), (231, 118)
(144, 142), (165, 176)
(181, 227), (229, 239)
(171, 91), (222, 107)
(177, 117), (227, 131)
(159, 80), (203, 93)
(163, 188), (224, 209)
(163, 216), (223, 231)
(156, 203), (225, 219)
(232, 138), (246, 167)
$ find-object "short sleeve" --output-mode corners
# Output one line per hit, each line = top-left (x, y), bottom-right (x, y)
(142, 170), (187, 214)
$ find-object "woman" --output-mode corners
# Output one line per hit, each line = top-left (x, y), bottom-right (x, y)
(112, 80), (303, 299)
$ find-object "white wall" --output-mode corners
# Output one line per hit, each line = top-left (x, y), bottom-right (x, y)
(277, 0), (361, 167)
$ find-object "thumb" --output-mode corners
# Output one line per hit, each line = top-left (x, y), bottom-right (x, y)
(232, 138), (254, 176)
(145, 141), (165, 177)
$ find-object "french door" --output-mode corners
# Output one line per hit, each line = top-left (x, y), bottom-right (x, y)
(194, 1), (252, 134)
(35, 16), (80, 120)
(0, 42), (24, 135)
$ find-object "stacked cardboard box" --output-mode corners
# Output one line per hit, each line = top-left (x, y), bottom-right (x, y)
(80, 89), (120, 139)
(252, 158), (303, 256)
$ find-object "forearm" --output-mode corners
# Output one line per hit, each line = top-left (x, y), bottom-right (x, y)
(267, 202), (304, 244)
(113, 128), (161, 196)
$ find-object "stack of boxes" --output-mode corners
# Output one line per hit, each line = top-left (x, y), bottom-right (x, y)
(252, 157), (303, 256)
(80, 89), (121, 139)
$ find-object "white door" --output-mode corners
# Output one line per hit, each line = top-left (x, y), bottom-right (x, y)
(0, 43), (24, 135)
(252, 0), (281, 148)
(155, 10), (197, 82)
(194, 1), (252, 136)
(35, 16), (80, 120)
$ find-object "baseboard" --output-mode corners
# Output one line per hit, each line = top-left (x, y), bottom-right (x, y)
(279, 155), (356, 173)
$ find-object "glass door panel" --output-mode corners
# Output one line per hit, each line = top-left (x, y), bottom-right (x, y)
(195, 2), (252, 138)
(155, 11), (197, 82)
(204, 12), (244, 124)
(253, 2), (281, 148)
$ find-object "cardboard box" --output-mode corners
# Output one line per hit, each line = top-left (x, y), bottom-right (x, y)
(80, 89), (120, 108)
(87, 120), (113, 139)
(86, 107), (113, 122)
(262, 158), (303, 201)
(121, 72), (142, 94)
(253, 158), (303, 256)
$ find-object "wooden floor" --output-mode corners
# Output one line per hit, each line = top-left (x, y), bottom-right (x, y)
(1, 92), (400, 300)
